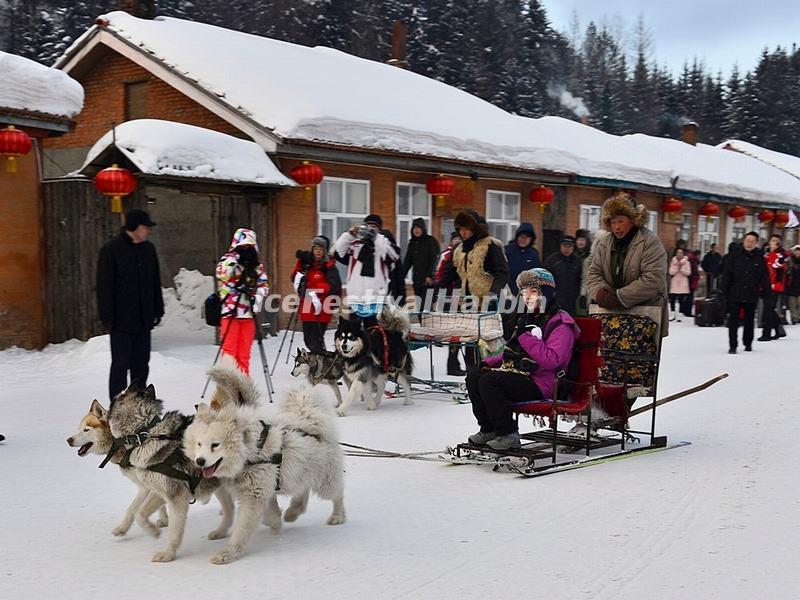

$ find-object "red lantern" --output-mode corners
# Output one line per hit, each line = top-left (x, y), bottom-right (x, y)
(94, 164), (137, 213)
(290, 160), (324, 201)
(774, 212), (790, 227)
(662, 197), (683, 213)
(529, 185), (554, 213)
(727, 205), (747, 221)
(0, 125), (33, 173)
(757, 209), (775, 223)
(699, 202), (719, 217)
(426, 174), (455, 209)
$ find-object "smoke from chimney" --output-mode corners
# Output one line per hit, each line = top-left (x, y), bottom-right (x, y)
(547, 83), (590, 119)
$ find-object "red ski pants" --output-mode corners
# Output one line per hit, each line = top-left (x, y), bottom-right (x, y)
(220, 317), (255, 375)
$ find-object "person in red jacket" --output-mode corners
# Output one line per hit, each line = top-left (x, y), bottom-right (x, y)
(291, 235), (342, 353)
(760, 234), (790, 341)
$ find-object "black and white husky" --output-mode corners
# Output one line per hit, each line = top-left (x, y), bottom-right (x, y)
(333, 305), (414, 416)
(290, 349), (345, 408)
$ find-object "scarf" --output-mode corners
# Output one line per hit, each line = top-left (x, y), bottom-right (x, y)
(357, 240), (375, 277)
(611, 227), (638, 289)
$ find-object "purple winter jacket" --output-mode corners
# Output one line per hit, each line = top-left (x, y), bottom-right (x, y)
(483, 310), (581, 399)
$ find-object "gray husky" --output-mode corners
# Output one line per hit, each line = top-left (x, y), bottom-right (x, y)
(107, 384), (234, 562)
(290, 349), (344, 407)
(184, 363), (346, 565)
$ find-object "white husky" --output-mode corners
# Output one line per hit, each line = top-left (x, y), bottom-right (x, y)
(184, 364), (346, 565)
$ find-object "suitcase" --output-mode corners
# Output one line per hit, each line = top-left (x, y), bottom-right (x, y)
(696, 293), (725, 327)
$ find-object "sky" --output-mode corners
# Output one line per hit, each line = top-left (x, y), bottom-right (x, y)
(540, 0), (800, 75)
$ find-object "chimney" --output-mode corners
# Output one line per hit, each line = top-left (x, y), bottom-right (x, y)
(579, 115), (590, 126)
(387, 21), (409, 69)
(117, 0), (156, 19)
(680, 121), (699, 146)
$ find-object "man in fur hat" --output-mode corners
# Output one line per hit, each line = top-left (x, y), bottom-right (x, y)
(585, 192), (669, 335)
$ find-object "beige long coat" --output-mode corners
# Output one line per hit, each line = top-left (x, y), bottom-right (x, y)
(586, 228), (669, 336)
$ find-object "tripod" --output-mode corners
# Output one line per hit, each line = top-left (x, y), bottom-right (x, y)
(201, 287), (274, 402)
(271, 276), (307, 375)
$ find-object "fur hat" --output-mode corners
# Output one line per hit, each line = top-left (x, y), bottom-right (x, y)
(311, 235), (329, 251)
(601, 192), (648, 228)
(516, 267), (556, 303)
(364, 214), (383, 228)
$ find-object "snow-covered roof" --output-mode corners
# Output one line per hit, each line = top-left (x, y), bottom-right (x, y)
(718, 140), (800, 181)
(624, 134), (800, 207)
(0, 51), (83, 118)
(57, 12), (800, 207)
(76, 119), (296, 186)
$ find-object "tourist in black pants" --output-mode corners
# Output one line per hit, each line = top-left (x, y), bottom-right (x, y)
(96, 209), (164, 401)
(719, 231), (769, 354)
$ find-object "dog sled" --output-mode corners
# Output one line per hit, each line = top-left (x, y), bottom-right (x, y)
(407, 310), (504, 396)
(448, 305), (727, 476)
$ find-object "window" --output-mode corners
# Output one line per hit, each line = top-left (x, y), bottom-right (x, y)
(579, 204), (603, 235)
(485, 190), (520, 242)
(317, 176), (370, 246)
(678, 213), (693, 246)
(396, 183), (431, 256)
(697, 216), (719, 254)
(124, 81), (148, 120)
(647, 210), (658, 234)
(727, 214), (755, 246)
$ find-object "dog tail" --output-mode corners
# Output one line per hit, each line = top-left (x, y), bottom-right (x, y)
(377, 303), (410, 335)
(207, 355), (260, 409)
(279, 385), (339, 442)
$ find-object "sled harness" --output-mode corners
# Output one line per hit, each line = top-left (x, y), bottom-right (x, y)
(368, 325), (390, 372)
(246, 420), (323, 491)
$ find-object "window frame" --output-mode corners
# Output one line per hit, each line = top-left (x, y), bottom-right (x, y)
(579, 204), (603, 235)
(697, 215), (719, 255)
(485, 189), (521, 242)
(395, 182), (432, 256)
(316, 176), (371, 253)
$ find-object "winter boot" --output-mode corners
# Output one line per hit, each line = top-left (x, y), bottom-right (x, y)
(775, 322), (787, 339)
(486, 432), (521, 450)
(467, 430), (496, 445)
(447, 347), (466, 376)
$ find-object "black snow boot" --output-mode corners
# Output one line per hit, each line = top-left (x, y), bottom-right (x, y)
(447, 347), (466, 376)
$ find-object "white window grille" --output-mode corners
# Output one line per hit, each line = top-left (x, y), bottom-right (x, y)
(396, 183), (432, 256)
(486, 190), (520, 242)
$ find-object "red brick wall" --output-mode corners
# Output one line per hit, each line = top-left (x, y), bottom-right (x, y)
(0, 150), (44, 349)
(45, 51), (239, 150)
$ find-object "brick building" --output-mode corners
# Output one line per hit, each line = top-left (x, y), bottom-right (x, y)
(34, 11), (800, 343)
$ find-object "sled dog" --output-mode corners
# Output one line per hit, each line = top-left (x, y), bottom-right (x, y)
(184, 363), (346, 565)
(106, 384), (234, 562)
(67, 399), (168, 536)
(290, 349), (344, 407)
(333, 304), (414, 416)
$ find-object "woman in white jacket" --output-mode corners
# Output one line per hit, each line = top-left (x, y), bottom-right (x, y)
(668, 248), (692, 322)
(333, 214), (398, 318)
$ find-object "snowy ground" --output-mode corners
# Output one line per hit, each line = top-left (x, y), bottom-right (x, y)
(1, 318), (798, 600)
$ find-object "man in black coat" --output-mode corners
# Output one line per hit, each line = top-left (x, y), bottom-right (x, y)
(701, 243), (723, 292)
(719, 231), (769, 354)
(402, 217), (440, 310)
(96, 209), (164, 400)
(543, 235), (582, 316)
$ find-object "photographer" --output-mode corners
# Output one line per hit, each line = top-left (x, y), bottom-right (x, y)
(291, 235), (341, 353)
(333, 214), (399, 319)
(215, 228), (270, 375)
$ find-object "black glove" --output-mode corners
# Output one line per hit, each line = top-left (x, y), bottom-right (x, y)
(596, 287), (623, 309)
(153, 316), (162, 327)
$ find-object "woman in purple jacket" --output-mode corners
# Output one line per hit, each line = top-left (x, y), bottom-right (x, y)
(465, 268), (580, 450)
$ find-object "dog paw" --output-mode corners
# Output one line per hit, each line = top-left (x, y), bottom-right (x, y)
(366, 403), (377, 411)
(403, 399), (415, 406)
(112, 524), (130, 537)
(209, 549), (240, 565)
(207, 528), (229, 540)
(151, 549), (176, 562)
(139, 521), (160, 538)
(336, 408), (347, 417)
(326, 513), (346, 526)
(156, 517), (169, 528)
(283, 509), (302, 523)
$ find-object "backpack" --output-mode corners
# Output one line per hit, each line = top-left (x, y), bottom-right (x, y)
(203, 293), (222, 327)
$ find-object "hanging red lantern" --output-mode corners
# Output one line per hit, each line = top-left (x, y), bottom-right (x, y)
(529, 185), (554, 213)
(0, 125), (33, 173)
(94, 164), (137, 213)
(290, 160), (324, 201)
(774, 212), (790, 227)
(662, 197), (683, 213)
(698, 202), (719, 217)
(727, 205), (747, 221)
(757, 209), (775, 223)
(426, 174), (455, 209)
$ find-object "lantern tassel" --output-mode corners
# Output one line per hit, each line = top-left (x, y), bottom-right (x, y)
(539, 203), (545, 214)
(111, 196), (122, 213)
(304, 186), (313, 203)
(6, 156), (17, 173)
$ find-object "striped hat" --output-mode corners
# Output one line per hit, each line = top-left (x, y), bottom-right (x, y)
(516, 268), (556, 302)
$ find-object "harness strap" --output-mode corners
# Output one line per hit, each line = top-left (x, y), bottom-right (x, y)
(369, 325), (390, 372)
(99, 415), (163, 469)
(146, 447), (202, 495)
